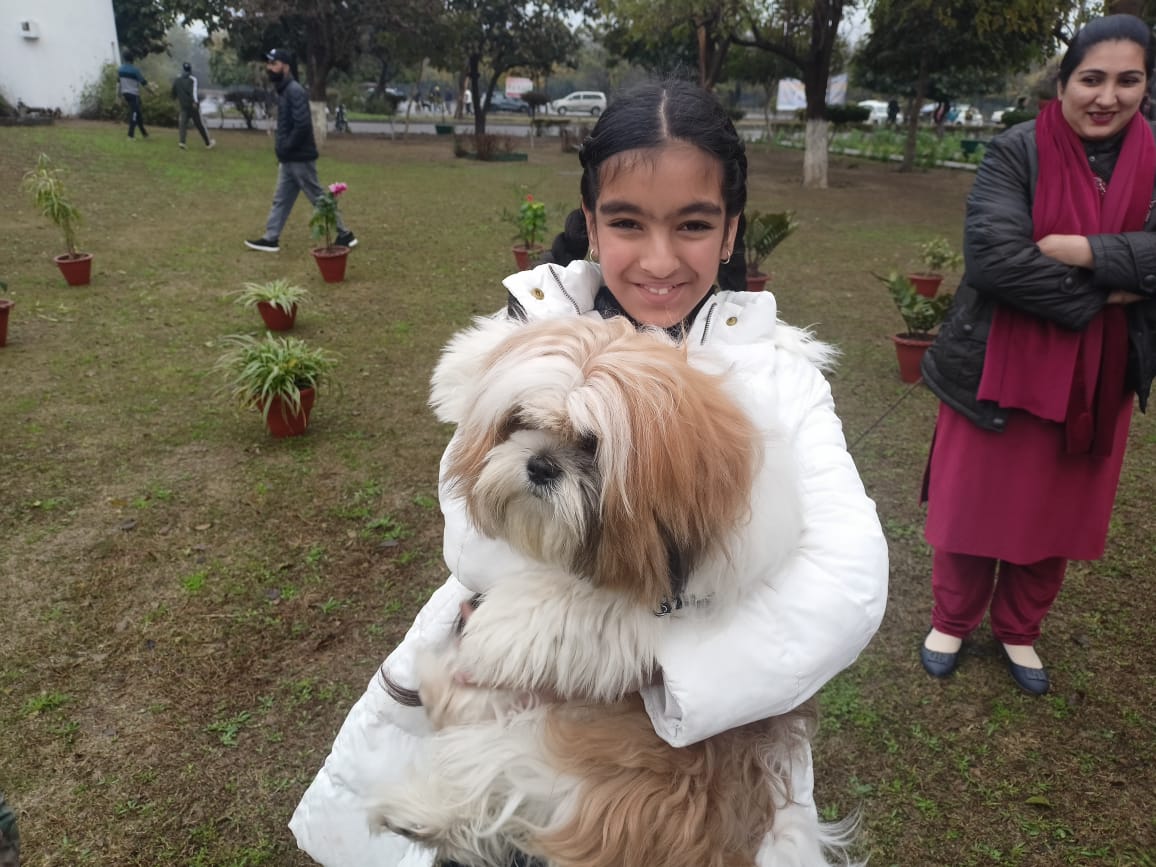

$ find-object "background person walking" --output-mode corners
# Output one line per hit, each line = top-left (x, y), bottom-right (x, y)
(171, 62), (215, 150)
(245, 49), (356, 253)
(117, 50), (150, 140)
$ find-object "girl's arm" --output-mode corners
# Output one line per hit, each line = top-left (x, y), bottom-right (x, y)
(642, 351), (888, 747)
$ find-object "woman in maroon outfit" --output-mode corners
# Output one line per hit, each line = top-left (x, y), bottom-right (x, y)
(918, 15), (1156, 695)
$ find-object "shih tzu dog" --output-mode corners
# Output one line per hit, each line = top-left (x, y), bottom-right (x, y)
(372, 315), (823, 867)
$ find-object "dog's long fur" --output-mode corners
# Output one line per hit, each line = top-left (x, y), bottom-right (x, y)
(371, 316), (839, 866)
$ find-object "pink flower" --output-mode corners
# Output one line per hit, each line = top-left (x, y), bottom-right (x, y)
(329, 182), (348, 196)
(525, 194), (533, 202)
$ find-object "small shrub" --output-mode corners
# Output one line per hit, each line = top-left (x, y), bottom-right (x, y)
(1000, 108), (1037, 127)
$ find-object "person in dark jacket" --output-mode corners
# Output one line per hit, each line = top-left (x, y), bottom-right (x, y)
(919, 14), (1156, 696)
(245, 49), (356, 252)
(171, 62), (215, 150)
(117, 50), (150, 140)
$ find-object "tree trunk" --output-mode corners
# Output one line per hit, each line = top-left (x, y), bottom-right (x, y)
(803, 119), (829, 188)
(310, 101), (328, 148)
(901, 52), (931, 173)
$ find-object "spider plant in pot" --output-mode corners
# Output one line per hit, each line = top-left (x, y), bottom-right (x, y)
(309, 182), (351, 282)
(21, 153), (92, 286)
(233, 279), (310, 331)
(216, 333), (337, 437)
(908, 236), (962, 298)
(875, 270), (953, 383)
(744, 210), (798, 291)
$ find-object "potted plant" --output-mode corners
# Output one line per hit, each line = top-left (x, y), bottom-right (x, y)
(744, 210), (798, 291)
(21, 154), (92, 286)
(908, 236), (962, 298)
(216, 333), (337, 437)
(875, 271), (953, 382)
(309, 182), (351, 283)
(505, 193), (548, 270)
(0, 279), (12, 348)
(233, 279), (309, 331)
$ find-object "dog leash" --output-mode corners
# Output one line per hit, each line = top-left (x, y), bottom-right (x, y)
(846, 380), (926, 455)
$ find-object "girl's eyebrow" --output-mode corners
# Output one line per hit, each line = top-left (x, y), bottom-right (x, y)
(598, 199), (724, 217)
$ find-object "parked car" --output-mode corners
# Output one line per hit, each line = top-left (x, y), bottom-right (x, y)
(549, 91), (607, 116)
(857, 99), (902, 125)
(946, 104), (984, 128)
(485, 93), (530, 114)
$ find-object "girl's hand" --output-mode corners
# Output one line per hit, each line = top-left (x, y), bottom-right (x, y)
(1107, 290), (1146, 304)
(1037, 234), (1093, 268)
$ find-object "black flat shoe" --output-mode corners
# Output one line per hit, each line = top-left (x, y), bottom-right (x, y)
(920, 639), (960, 678)
(1002, 649), (1050, 696)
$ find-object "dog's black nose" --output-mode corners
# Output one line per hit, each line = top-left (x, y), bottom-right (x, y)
(526, 454), (560, 486)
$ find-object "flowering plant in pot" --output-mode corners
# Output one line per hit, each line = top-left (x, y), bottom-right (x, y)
(876, 271), (954, 383)
(504, 192), (548, 270)
(908, 236), (962, 298)
(22, 153), (92, 286)
(216, 333), (337, 437)
(309, 182), (350, 282)
(233, 279), (309, 331)
(744, 210), (798, 291)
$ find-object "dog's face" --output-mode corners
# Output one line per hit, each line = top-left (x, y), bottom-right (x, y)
(443, 317), (760, 610)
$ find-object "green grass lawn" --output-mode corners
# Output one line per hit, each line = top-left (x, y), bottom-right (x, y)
(1, 120), (1154, 867)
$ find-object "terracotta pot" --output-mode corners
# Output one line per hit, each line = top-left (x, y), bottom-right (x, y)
(55, 252), (94, 286)
(0, 299), (13, 347)
(512, 244), (544, 271)
(257, 301), (297, 331)
(745, 272), (770, 292)
(892, 334), (933, 383)
(311, 245), (350, 283)
(261, 386), (316, 438)
(907, 272), (943, 298)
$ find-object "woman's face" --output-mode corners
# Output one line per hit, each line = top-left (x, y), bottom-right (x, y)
(1059, 39), (1148, 140)
(584, 143), (739, 329)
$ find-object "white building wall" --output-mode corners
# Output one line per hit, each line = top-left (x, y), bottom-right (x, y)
(0, 0), (119, 114)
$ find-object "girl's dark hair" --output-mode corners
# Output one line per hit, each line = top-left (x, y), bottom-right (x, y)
(545, 79), (749, 289)
(1059, 14), (1156, 86)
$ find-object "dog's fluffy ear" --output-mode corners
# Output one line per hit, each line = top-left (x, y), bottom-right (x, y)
(430, 316), (522, 423)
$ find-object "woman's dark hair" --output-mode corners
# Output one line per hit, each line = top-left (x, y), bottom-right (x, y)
(121, 49), (133, 63)
(545, 79), (749, 289)
(1059, 14), (1156, 86)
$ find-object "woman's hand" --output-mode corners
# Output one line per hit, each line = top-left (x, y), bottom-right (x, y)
(1037, 234), (1094, 268)
(1107, 290), (1147, 304)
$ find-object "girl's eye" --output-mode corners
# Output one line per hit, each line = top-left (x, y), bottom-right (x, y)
(681, 220), (714, 232)
(608, 219), (641, 231)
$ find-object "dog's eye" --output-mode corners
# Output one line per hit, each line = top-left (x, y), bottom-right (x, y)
(579, 433), (599, 454)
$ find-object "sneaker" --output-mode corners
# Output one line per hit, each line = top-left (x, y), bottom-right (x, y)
(207, 139), (216, 149)
(244, 238), (280, 253)
(179, 142), (187, 150)
(335, 230), (358, 249)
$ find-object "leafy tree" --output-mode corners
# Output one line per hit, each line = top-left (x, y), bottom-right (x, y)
(733, 0), (854, 189)
(855, 0), (1065, 171)
(114, 0), (175, 59)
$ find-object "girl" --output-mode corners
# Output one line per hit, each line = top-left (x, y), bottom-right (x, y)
(919, 15), (1156, 696)
(290, 79), (888, 866)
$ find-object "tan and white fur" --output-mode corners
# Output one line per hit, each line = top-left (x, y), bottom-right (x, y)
(371, 315), (836, 867)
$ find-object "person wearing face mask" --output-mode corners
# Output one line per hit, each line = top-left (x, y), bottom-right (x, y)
(246, 49), (356, 253)
(918, 14), (1156, 696)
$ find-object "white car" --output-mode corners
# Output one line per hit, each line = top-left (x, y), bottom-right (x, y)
(857, 99), (901, 125)
(549, 91), (607, 116)
(947, 104), (984, 128)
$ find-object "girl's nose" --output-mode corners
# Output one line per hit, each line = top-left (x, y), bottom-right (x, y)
(639, 234), (679, 277)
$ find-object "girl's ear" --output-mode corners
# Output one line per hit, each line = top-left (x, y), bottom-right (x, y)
(582, 203), (598, 255)
(724, 215), (740, 255)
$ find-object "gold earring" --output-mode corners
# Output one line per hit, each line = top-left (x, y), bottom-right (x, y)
(589, 247), (599, 263)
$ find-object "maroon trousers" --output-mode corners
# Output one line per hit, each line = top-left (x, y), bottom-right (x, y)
(930, 549), (1068, 645)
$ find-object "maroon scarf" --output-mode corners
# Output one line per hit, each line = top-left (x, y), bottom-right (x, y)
(977, 100), (1152, 454)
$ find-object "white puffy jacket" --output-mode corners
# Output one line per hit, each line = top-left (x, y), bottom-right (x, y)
(290, 261), (889, 866)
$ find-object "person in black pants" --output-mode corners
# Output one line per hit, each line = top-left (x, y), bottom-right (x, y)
(117, 50), (150, 140)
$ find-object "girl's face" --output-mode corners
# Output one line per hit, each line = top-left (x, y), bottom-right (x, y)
(1059, 39), (1148, 140)
(584, 143), (739, 329)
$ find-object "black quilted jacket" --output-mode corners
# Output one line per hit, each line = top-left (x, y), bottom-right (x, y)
(921, 120), (1156, 431)
(273, 77), (318, 163)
